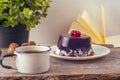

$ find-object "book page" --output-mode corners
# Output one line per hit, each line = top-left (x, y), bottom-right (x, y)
(79, 10), (104, 44)
(101, 5), (106, 44)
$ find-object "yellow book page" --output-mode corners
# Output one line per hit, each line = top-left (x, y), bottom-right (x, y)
(79, 10), (104, 44)
(101, 5), (106, 44)
(68, 21), (101, 44)
(77, 15), (103, 44)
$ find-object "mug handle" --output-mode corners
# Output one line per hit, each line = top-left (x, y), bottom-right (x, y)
(0, 54), (16, 69)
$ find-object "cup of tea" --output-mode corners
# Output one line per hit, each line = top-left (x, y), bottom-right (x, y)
(0, 45), (51, 74)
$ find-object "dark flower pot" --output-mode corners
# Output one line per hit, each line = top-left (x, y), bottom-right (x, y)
(0, 25), (29, 48)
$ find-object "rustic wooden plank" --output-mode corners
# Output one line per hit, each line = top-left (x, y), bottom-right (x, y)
(0, 47), (120, 80)
(49, 74), (120, 80)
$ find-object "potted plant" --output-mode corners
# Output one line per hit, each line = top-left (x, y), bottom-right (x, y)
(0, 0), (51, 48)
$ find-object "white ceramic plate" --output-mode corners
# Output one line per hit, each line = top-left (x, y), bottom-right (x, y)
(50, 44), (111, 60)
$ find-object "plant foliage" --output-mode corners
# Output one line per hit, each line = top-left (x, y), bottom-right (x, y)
(0, 0), (51, 30)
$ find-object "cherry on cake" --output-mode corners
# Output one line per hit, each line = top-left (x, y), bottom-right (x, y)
(56, 30), (95, 57)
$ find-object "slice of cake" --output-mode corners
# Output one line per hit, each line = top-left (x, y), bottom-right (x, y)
(56, 30), (95, 57)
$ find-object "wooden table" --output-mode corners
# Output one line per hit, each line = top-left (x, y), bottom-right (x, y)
(0, 45), (120, 80)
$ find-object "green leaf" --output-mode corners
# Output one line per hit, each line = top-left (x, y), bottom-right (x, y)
(19, 1), (25, 7)
(18, 12), (26, 24)
(0, 0), (9, 3)
(23, 8), (33, 19)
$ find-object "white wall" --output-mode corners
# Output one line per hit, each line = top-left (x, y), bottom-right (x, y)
(29, 0), (120, 45)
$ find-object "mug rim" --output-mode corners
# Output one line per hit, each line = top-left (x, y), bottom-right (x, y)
(14, 45), (51, 54)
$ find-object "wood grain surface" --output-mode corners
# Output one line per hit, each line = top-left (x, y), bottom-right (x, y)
(0, 45), (120, 80)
